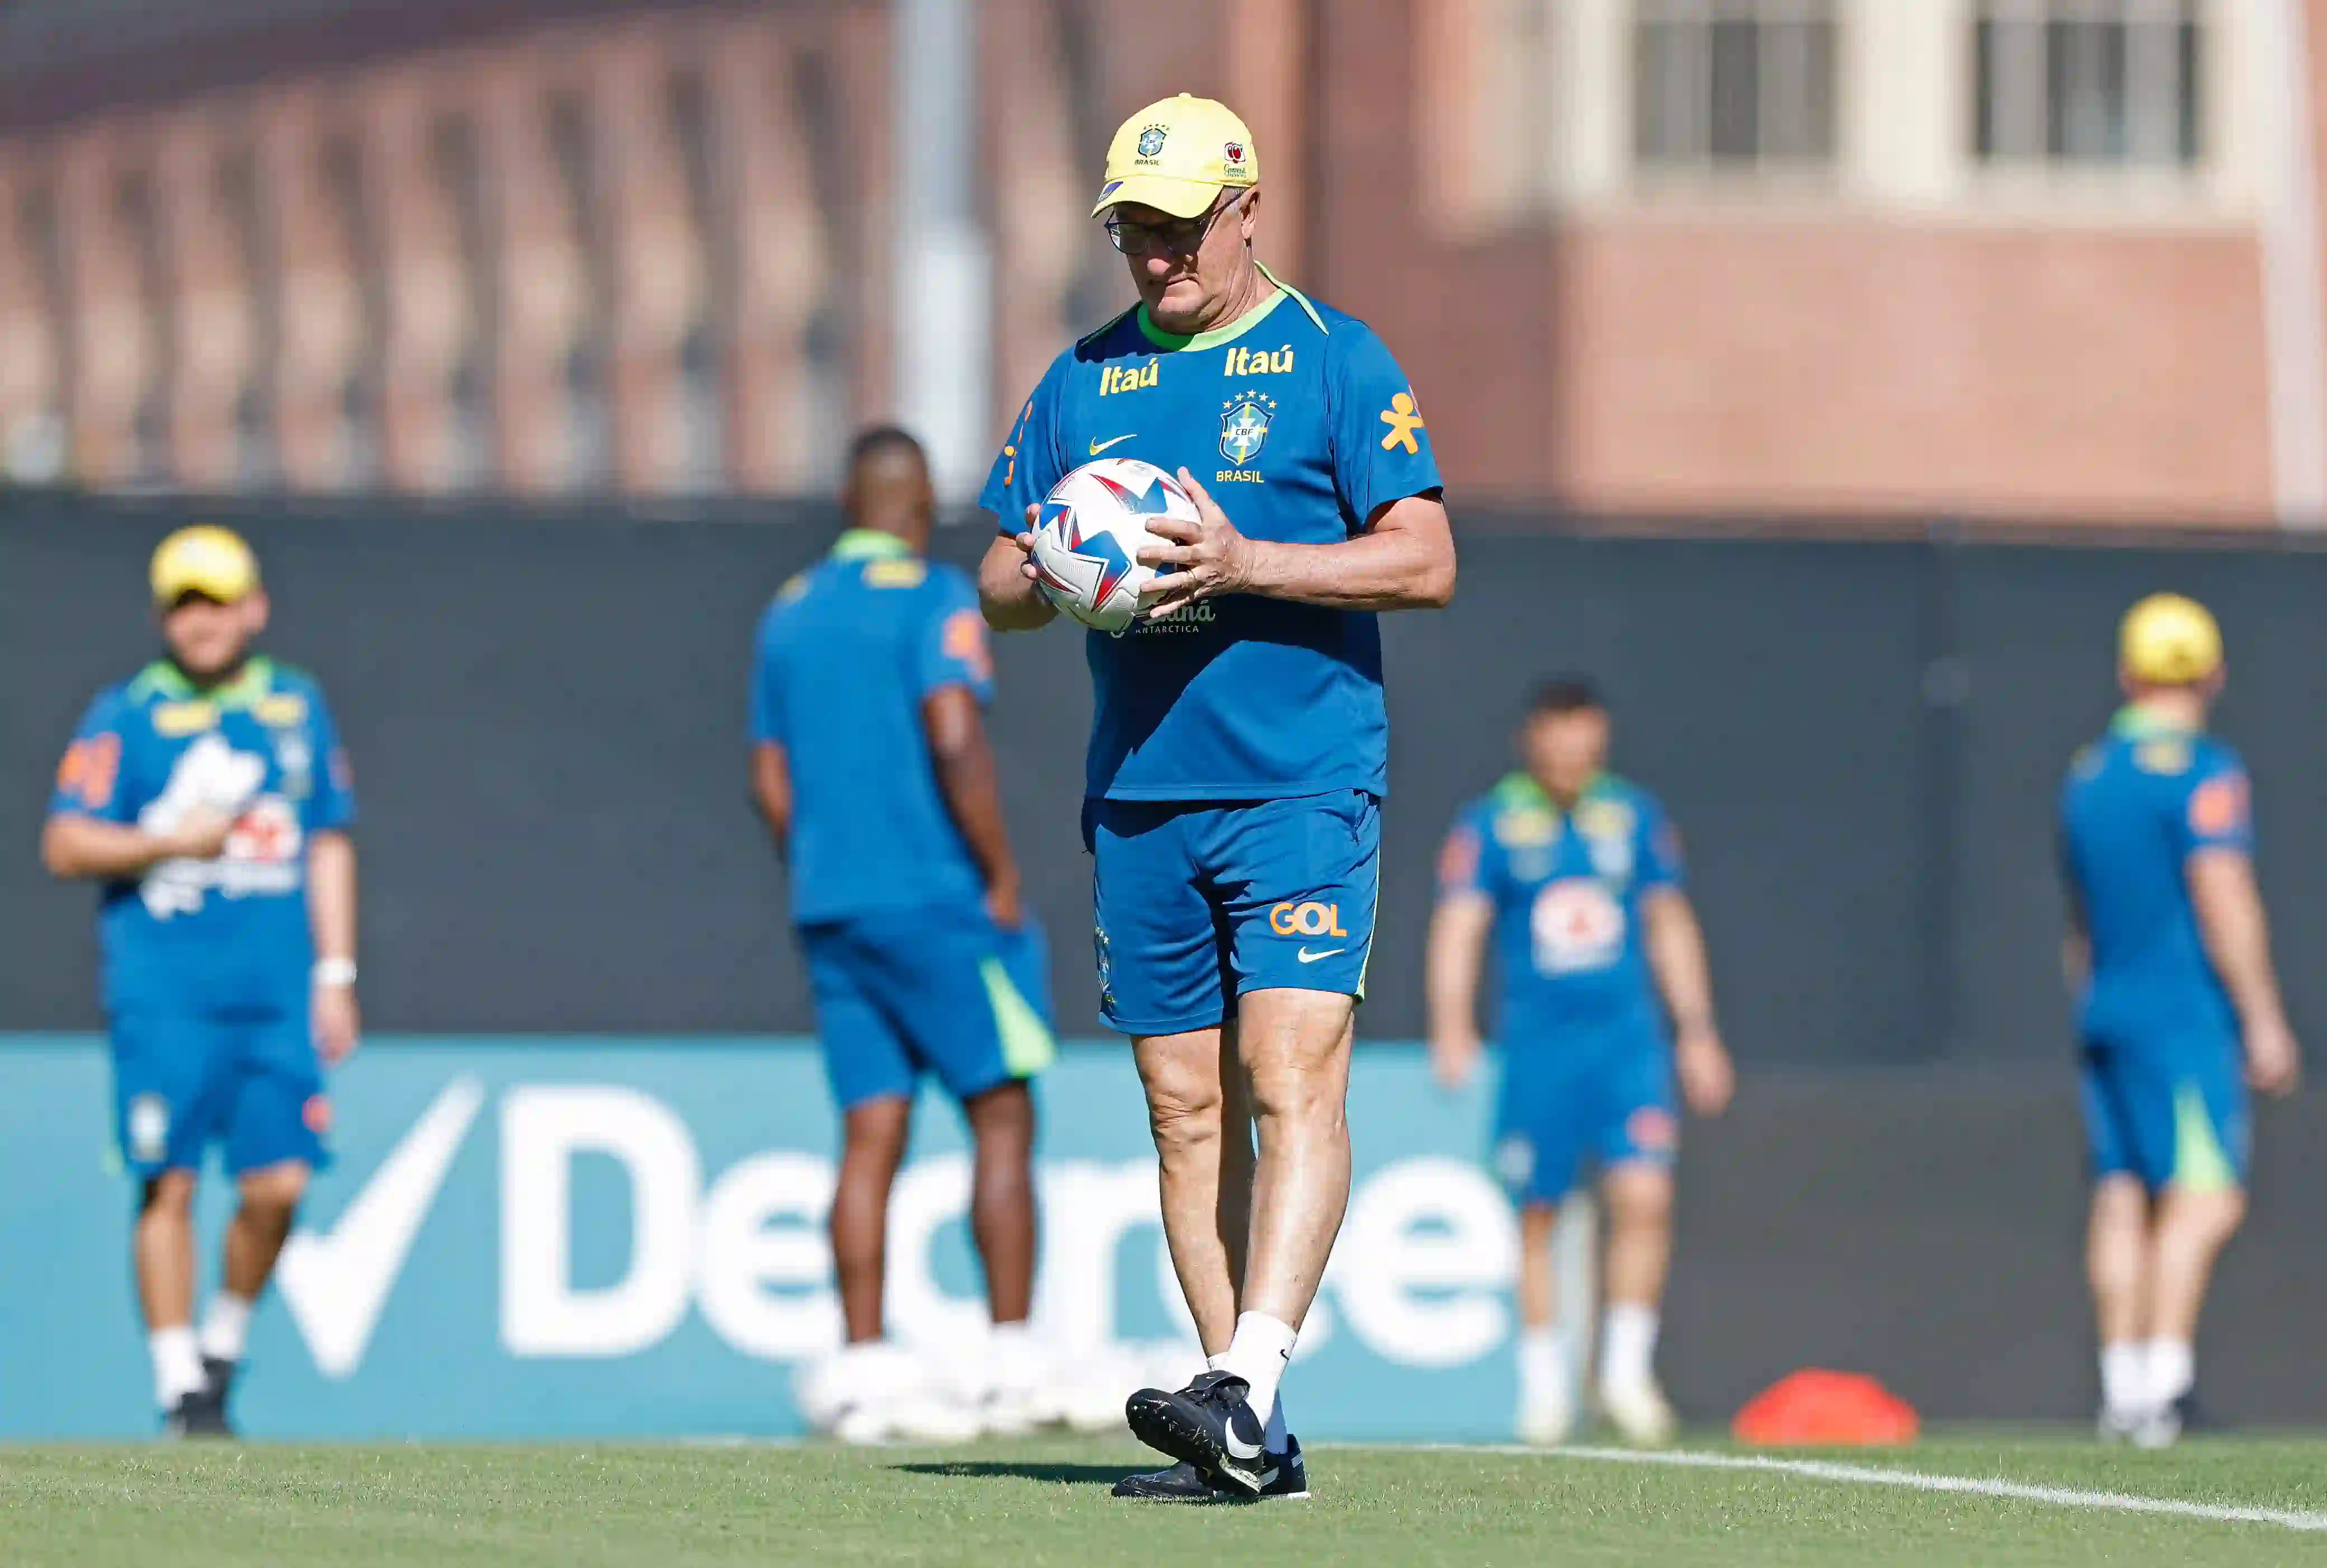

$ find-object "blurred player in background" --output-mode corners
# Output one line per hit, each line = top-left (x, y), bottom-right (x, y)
(978, 94), (1455, 1500)
(2060, 594), (2300, 1447)
(1427, 679), (1731, 1447)
(41, 526), (359, 1438)
(751, 426), (1058, 1444)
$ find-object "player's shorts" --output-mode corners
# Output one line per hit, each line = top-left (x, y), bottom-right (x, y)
(799, 903), (1056, 1111)
(1082, 790), (1381, 1037)
(109, 1008), (331, 1181)
(1492, 1032), (1677, 1206)
(2081, 1039), (2250, 1194)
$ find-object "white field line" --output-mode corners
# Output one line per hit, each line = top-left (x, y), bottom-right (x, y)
(1348, 1443), (2327, 1533)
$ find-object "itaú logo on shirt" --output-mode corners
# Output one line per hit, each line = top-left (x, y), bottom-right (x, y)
(1270, 900), (1348, 938)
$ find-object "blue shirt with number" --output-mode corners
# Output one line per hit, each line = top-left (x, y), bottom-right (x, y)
(48, 655), (356, 1019)
(978, 267), (1443, 801)
(2060, 707), (2253, 1055)
(750, 530), (999, 925)
(1438, 772), (1684, 1046)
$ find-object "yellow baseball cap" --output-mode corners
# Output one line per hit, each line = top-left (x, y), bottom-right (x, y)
(2119, 593), (2222, 686)
(151, 525), (260, 606)
(1092, 93), (1259, 219)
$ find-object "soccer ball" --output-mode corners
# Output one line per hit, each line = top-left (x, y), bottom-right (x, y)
(1028, 457), (1198, 634)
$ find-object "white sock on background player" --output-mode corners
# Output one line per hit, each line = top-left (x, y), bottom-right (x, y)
(1218, 1311), (1297, 1433)
(2146, 1338), (2194, 1406)
(2100, 1340), (2147, 1415)
(199, 1292), (253, 1365)
(150, 1326), (204, 1410)
(1599, 1303), (1660, 1396)
(1210, 1353), (1291, 1450)
(1519, 1326), (1571, 1408)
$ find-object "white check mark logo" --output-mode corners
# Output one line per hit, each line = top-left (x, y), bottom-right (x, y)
(1297, 946), (1344, 964)
(274, 1076), (486, 1379)
(1088, 434), (1138, 455)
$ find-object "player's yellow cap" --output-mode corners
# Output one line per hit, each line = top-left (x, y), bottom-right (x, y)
(1091, 93), (1259, 219)
(150, 525), (260, 606)
(2119, 593), (2222, 686)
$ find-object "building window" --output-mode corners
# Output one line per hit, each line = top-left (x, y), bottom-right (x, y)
(1632, 0), (1839, 170)
(1974, 1), (2203, 167)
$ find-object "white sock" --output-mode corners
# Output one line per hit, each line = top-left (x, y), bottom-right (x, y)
(2146, 1338), (2194, 1405)
(1599, 1303), (1660, 1396)
(150, 1326), (205, 1410)
(199, 1293), (253, 1366)
(2100, 1340), (2147, 1414)
(1519, 1326), (1571, 1410)
(986, 1320), (1039, 1393)
(1218, 1311), (1298, 1430)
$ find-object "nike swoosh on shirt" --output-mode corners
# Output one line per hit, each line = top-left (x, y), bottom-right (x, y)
(1297, 947), (1345, 964)
(1087, 434), (1138, 455)
(274, 1075), (486, 1379)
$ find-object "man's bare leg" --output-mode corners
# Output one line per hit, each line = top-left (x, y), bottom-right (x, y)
(1133, 1025), (1247, 1357)
(136, 1169), (204, 1418)
(1598, 1162), (1678, 1443)
(2088, 1175), (2150, 1427)
(1514, 1202), (1574, 1443)
(199, 1160), (310, 1402)
(2142, 1184), (2245, 1418)
(830, 1095), (912, 1344)
(1217, 987), (1355, 1430)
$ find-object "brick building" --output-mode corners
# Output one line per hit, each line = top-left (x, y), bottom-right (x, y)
(0, 0), (2315, 526)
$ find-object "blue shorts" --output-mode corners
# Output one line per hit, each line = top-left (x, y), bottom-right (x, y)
(799, 904), (1056, 1111)
(1082, 790), (1381, 1036)
(2082, 1040), (2249, 1194)
(1492, 1034), (1676, 1206)
(110, 1009), (331, 1181)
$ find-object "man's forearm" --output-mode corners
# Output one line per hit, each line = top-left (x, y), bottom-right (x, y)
(978, 534), (1059, 631)
(1645, 893), (1716, 1032)
(1240, 526), (1455, 612)
(2191, 854), (2287, 1027)
(41, 816), (176, 881)
(308, 831), (357, 962)
(1424, 899), (1490, 1041)
(933, 735), (1019, 895)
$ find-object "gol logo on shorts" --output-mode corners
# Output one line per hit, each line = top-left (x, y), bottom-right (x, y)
(1269, 901), (1347, 938)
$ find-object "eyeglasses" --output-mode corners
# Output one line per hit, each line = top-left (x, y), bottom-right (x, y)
(1104, 187), (1253, 257)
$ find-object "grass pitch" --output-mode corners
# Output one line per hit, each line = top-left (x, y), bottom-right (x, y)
(4, 1433), (2325, 1567)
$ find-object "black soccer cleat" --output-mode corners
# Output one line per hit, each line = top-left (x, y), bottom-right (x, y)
(164, 1357), (239, 1440)
(1124, 1369), (1271, 1494)
(1110, 1438), (1311, 1503)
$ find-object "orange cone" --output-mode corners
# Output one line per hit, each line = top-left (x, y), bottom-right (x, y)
(1732, 1369), (1920, 1447)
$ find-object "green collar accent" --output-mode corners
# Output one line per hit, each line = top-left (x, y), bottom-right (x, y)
(131, 655), (273, 707)
(1492, 770), (1613, 815)
(1138, 287), (1288, 352)
(1255, 261), (1329, 333)
(830, 528), (916, 562)
(2112, 703), (2200, 740)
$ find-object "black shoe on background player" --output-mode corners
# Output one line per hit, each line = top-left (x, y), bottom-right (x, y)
(1124, 1370), (1271, 1494)
(164, 1373), (236, 1440)
(1110, 1438), (1311, 1502)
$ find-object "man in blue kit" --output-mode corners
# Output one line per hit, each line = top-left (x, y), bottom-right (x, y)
(752, 427), (1056, 1444)
(1426, 679), (1732, 1448)
(43, 526), (360, 1438)
(977, 95), (1457, 1500)
(2060, 594), (2299, 1447)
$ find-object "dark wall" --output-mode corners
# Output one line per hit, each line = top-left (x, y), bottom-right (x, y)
(8, 500), (2327, 1071)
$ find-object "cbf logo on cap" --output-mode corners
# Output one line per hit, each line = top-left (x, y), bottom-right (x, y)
(2119, 593), (2222, 686)
(1092, 93), (1260, 218)
(150, 525), (260, 606)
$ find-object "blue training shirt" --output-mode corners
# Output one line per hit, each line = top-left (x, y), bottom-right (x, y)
(48, 655), (356, 1018)
(2060, 706), (2253, 1053)
(978, 266), (1444, 801)
(750, 530), (998, 925)
(1438, 772), (1684, 1044)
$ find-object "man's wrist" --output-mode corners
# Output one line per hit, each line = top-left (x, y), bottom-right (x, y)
(313, 957), (358, 988)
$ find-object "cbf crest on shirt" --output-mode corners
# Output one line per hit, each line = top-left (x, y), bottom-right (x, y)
(981, 265), (1444, 802)
(49, 655), (356, 1017)
(1438, 772), (1684, 1039)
